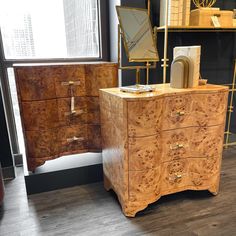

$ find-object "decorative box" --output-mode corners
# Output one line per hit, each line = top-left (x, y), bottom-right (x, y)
(190, 8), (233, 27)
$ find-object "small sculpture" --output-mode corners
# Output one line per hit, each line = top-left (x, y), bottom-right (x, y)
(192, 0), (216, 8)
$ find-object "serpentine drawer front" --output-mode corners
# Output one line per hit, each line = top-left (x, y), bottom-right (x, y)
(100, 83), (228, 217)
(14, 62), (118, 171)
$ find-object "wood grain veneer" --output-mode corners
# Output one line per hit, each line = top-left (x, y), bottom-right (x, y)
(14, 62), (118, 171)
(100, 83), (229, 217)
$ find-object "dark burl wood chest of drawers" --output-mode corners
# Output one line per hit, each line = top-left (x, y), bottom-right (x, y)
(14, 62), (118, 171)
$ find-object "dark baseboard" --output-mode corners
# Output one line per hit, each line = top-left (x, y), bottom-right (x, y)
(2, 166), (16, 180)
(25, 164), (103, 195)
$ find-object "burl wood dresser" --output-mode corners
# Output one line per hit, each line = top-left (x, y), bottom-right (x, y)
(14, 62), (118, 171)
(100, 83), (229, 217)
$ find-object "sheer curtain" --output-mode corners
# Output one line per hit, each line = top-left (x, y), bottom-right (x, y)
(63, 0), (99, 57)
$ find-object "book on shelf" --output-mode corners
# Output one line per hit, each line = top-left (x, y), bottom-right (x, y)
(160, 0), (191, 27)
(182, 0), (191, 26)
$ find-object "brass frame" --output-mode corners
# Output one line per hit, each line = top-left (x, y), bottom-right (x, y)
(116, 5), (160, 88)
(116, 6), (159, 62)
(148, 0), (169, 84)
(224, 60), (236, 148)
(147, 0), (236, 148)
(118, 24), (157, 85)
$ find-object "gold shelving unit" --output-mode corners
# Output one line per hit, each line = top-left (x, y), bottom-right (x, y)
(224, 60), (236, 148)
(148, 0), (236, 148)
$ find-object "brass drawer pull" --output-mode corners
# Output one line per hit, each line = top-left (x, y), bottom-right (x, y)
(168, 173), (183, 183)
(175, 174), (182, 179)
(64, 109), (84, 116)
(176, 111), (185, 116)
(61, 81), (81, 86)
(67, 136), (85, 144)
(171, 111), (185, 117)
(170, 143), (185, 150)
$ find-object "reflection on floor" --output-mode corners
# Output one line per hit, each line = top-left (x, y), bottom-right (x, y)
(1, 149), (236, 235)
(33, 152), (102, 175)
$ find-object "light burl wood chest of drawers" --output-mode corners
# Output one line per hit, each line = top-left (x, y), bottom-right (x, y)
(14, 62), (118, 171)
(99, 83), (229, 217)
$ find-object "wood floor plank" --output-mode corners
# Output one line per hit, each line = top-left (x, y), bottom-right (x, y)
(0, 149), (236, 235)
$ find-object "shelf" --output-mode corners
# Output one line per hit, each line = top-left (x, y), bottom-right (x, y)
(156, 26), (236, 32)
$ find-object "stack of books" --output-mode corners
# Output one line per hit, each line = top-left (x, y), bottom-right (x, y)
(160, 0), (191, 27)
(174, 46), (201, 88)
(183, 0), (191, 26)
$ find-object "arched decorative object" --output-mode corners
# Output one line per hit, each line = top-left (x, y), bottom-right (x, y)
(192, 0), (216, 8)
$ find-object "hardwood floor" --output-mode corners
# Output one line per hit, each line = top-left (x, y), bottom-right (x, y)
(1, 149), (236, 236)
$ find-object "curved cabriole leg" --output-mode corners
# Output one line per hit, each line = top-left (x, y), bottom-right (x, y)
(123, 208), (137, 218)
(208, 183), (220, 196)
(122, 202), (151, 217)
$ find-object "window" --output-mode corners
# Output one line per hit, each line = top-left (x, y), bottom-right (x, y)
(0, 0), (100, 59)
(0, 0), (106, 169)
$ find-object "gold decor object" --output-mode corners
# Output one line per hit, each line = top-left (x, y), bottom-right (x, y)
(171, 46), (201, 89)
(190, 8), (233, 27)
(116, 6), (159, 93)
(192, 0), (216, 8)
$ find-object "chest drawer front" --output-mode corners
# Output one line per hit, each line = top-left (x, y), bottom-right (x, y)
(129, 167), (161, 202)
(87, 97), (100, 125)
(161, 157), (220, 193)
(55, 66), (86, 98)
(26, 130), (58, 159)
(191, 125), (224, 158)
(86, 65), (118, 96)
(57, 125), (88, 155)
(87, 125), (101, 150)
(163, 92), (228, 130)
(16, 67), (56, 101)
(57, 97), (87, 126)
(129, 134), (161, 171)
(162, 125), (224, 162)
(128, 98), (163, 137)
(21, 99), (58, 130)
(193, 92), (228, 127)
(188, 157), (220, 187)
(163, 95), (193, 130)
(162, 129), (191, 162)
(161, 160), (189, 192)
(57, 97), (100, 126)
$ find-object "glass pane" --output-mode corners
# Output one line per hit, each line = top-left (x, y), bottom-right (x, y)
(0, 0), (100, 59)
